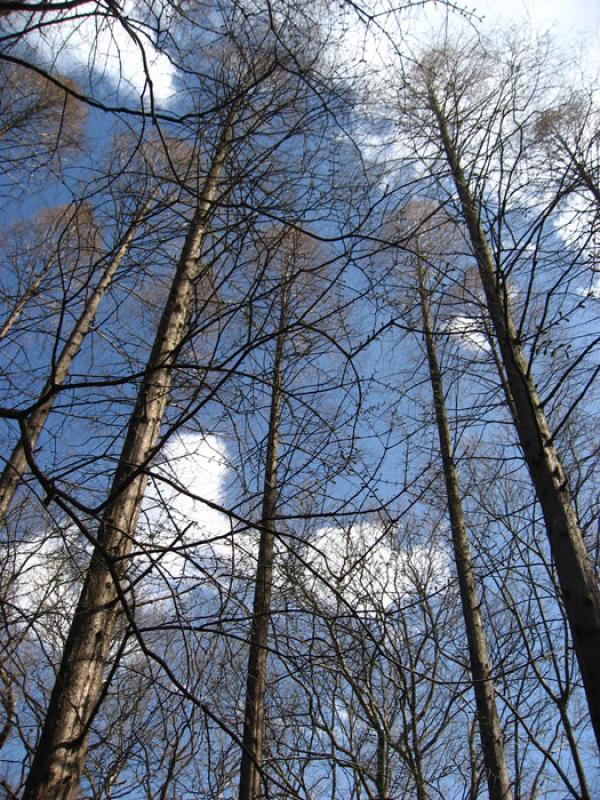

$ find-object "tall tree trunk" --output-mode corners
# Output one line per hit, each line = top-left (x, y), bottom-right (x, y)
(238, 278), (288, 800)
(416, 258), (512, 800)
(22, 117), (234, 800)
(427, 82), (600, 753)
(0, 194), (155, 523)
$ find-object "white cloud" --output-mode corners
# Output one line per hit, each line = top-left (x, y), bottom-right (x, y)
(446, 314), (490, 354)
(4, 526), (86, 646)
(5, 432), (232, 631)
(136, 432), (233, 588)
(19, 1), (177, 105)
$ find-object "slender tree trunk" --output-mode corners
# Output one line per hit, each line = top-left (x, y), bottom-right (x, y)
(413, 755), (429, 800)
(375, 728), (390, 800)
(558, 702), (592, 800)
(0, 195), (155, 523)
(427, 83), (600, 753)
(416, 258), (512, 800)
(0, 256), (55, 341)
(468, 714), (481, 800)
(22, 117), (234, 800)
(238, 279), (288, 800)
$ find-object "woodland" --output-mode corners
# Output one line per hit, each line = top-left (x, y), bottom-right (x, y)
(0, 1), (599, 798)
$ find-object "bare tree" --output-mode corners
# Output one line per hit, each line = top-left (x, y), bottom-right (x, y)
(238, 244), (289, 800)
(411, 40), (600, 753)
(0, 191), (157, 523)
(0, 61), (85, 189)
(0, 202), (96, 343)
(411, 231), (512, 799)
(21, 101), (237, 799)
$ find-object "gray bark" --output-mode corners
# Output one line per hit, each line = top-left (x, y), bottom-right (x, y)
(416, 259), (512, 800)
(22, 117), (233, 800)
(427, 82), (600, 754)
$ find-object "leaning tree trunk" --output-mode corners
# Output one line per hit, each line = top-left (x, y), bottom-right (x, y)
(0, 249), (57, 341)
(0, 194), (155, 523)
(416, 258), (512, 800)
(427, 83), (600, 752)
(22, 116), (234, 800)
(238, 278), (288, 800)
(0, 202), (91, 342)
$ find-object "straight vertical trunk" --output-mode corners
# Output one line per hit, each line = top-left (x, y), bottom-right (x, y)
(375, 728), (390, 800)
(22, 117), (234, 800)
(416, 259), (512, 800)
(238, 280), (288, 800)
(0, 195), (155, 522)
(428, 84), (600, 752)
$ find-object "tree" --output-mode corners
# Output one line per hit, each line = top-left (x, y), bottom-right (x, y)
(0, 190), (157, 523)
(0, 61), (85, 191)
(238, 238), (289, 800)
(0, 202), (96, 343)
(3, 5), (600, 798)
(409, 220), (512, 799)
(20, 6), (351, 794)
(400, 37), (600, 753)
(21, 99), (237, 797)
(287, 518), (461, 800)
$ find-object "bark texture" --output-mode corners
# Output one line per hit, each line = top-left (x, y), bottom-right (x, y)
(427, 82), (600, 753)
(416, 259), (512, 800)
(375, 729), (391, 800)
(22, 119), (233, 800)
(238, 280), (288, 800)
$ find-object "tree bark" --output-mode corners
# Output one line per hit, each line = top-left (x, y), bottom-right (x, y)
(0, 195), (155, 523)
(416, 258), (513, 800)
(375, 728), (390, 800)
(238, 278), (288, 800)
(427, 82), (600, 753)
(22, 116), (234, 800)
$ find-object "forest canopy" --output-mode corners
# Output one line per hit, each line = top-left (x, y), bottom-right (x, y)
(0, 1), (599, 799)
